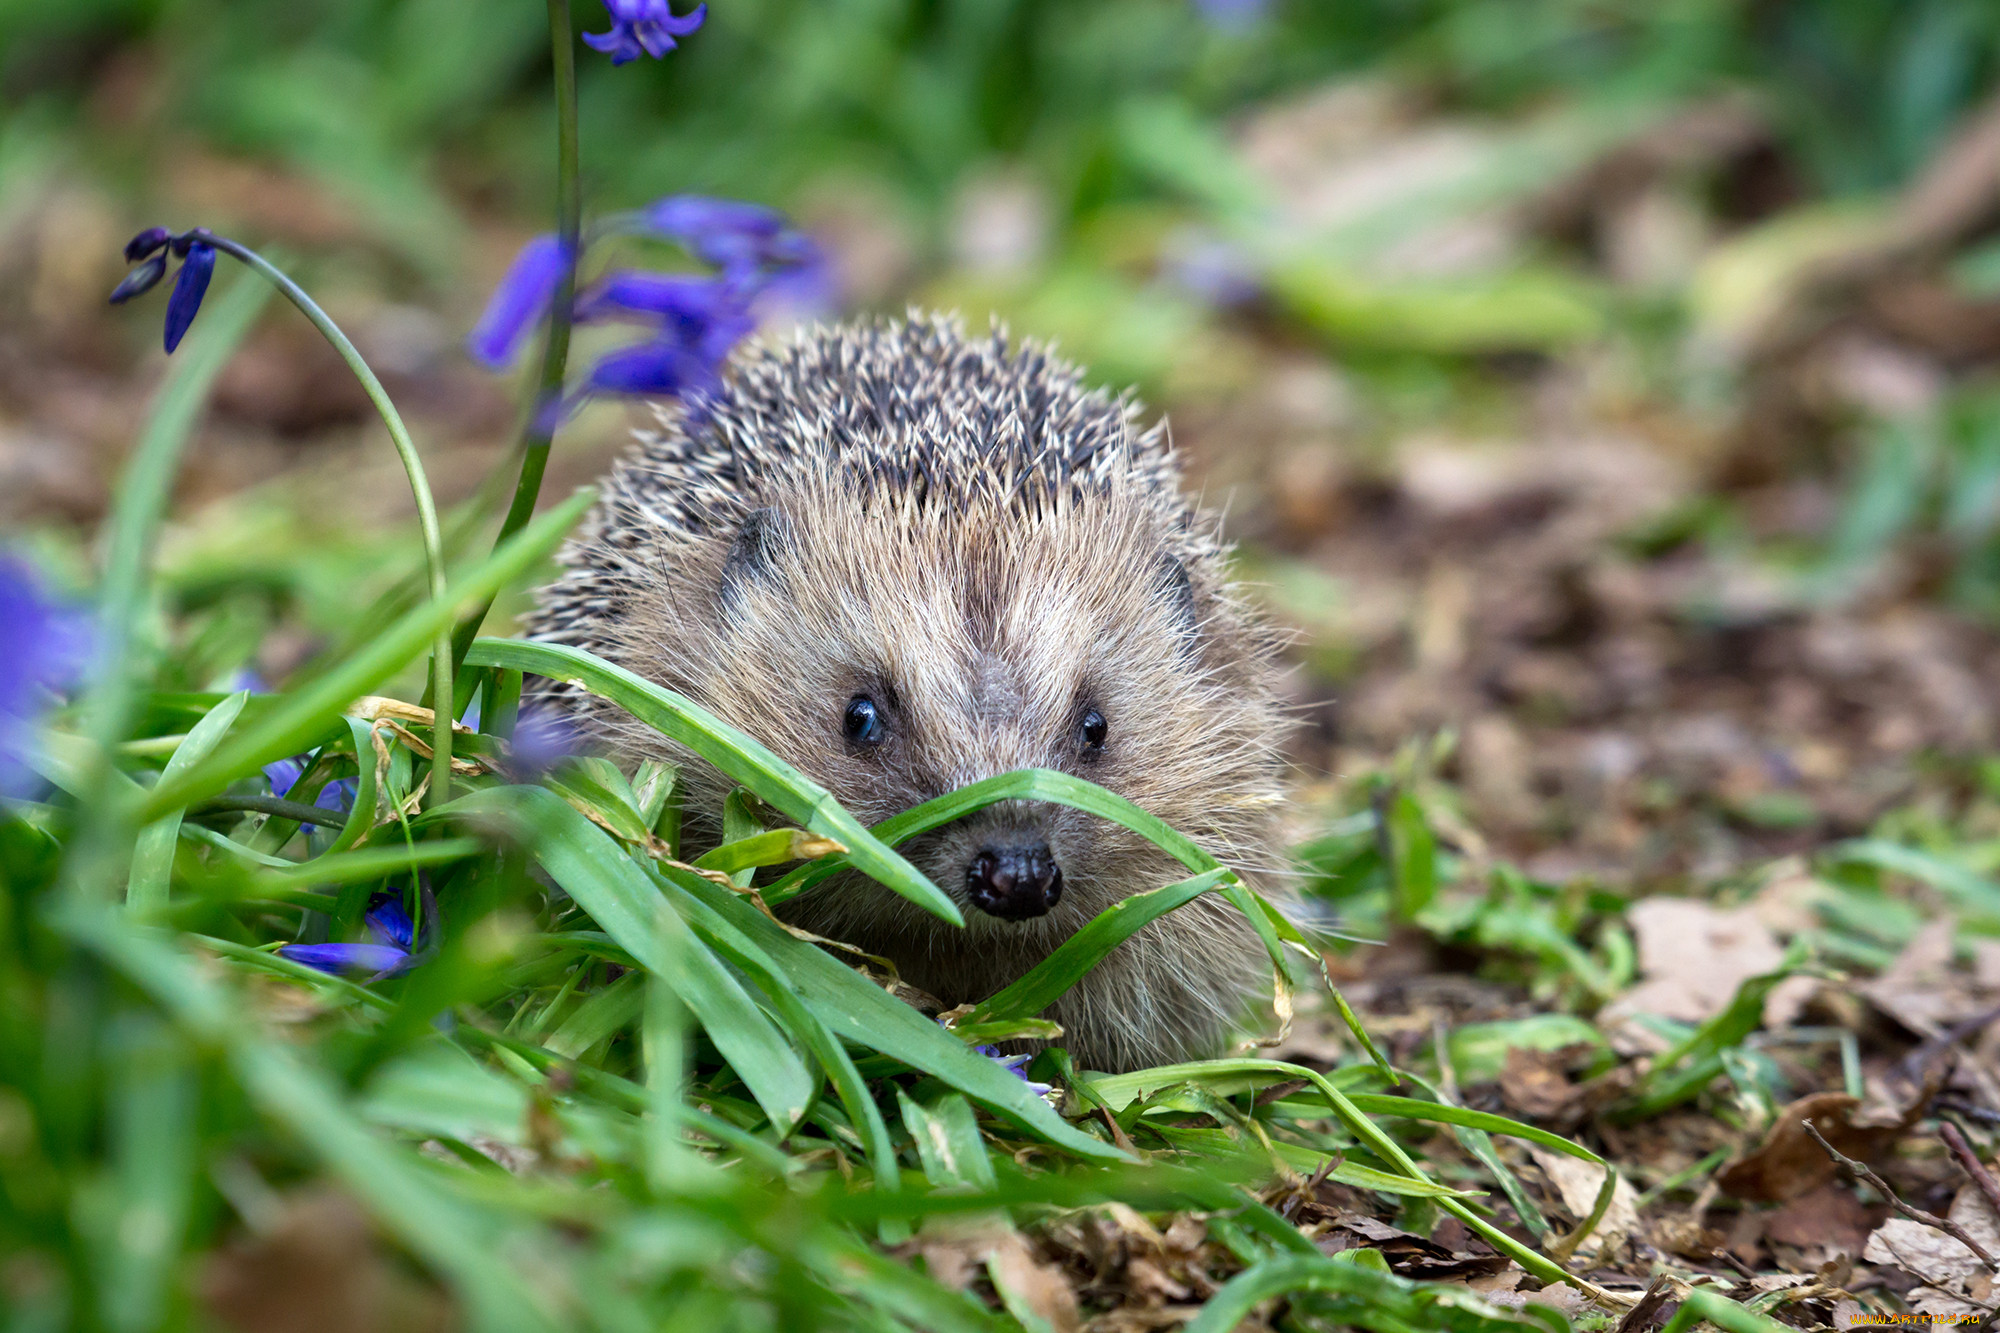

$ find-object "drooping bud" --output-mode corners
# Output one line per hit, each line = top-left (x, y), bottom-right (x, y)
(123, 226), (172, 263)
(108, 254), (169, 305)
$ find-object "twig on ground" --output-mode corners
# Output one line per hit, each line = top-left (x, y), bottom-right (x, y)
(1711, 1248), (1761, 1281)
(1940, 1119), (2000, 1223)
(1612, 1275), (1674, 1333)
(1804, 1122), (1996, 1267)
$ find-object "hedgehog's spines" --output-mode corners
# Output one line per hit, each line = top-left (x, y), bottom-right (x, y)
(582, 312), (1194, 558)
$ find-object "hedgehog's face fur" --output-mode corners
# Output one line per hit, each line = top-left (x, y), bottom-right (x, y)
(694, 480), (1280, 929)
(525, 316), (1292, 1071)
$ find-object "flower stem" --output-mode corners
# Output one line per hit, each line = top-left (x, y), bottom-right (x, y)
(198, 234), (455, 806)
(450, 0), (583, 676)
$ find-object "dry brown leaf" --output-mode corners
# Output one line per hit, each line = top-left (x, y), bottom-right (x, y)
(1761, 1182), (1878, 1262)
(1716, 1093), (1894, 1204)
(988, 1229), (1084, 1333)
(1600, 898), (1784, 1028)
(1859, 917), (1986, 1039)
(1861, 1185), (2000, 1316)
(1527, 1147), (1640, 1261)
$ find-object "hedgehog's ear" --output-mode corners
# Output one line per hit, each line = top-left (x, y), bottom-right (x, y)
(1155, 552), (1201, 657)
(719, 508), (786, 618)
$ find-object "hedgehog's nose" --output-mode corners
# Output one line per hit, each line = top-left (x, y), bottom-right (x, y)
(966, 843), (1063, 921)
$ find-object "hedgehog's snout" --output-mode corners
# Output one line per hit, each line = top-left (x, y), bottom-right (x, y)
(965, 840), (1063, 921)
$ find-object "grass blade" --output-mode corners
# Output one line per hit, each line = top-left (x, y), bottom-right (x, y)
(128, 690), (248, 915)
(667, 869), (1127, 1161)
(1342, 1094), (1609, 1165)
(462, 637), (959, 925)
(898, 1089), (999, 1190)
(651, 865), (907, 1230)
(446, 785), (818, 1132)
(966, 869), (1229, 1025)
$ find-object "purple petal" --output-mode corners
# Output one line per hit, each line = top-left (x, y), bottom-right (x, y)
(977, 1044), (1053, 1094)
(657, 1), (706, 35)
(467, 234), (571, 370)
(585, 341), (720, 397)
(124, 226), (172, 263)
(276, 943), (410, 976)
(0, 557), (94, 799)
(582, 28), (643, 63)
(263, 759), (357, 829)
(643, 196), (786, 268)
(163, 242), (215, 354)
(264, 756), (306, 798)
(109, 255), (168, 305)
(225, 668), (268, 694)
(754, 251), (835, 317)
(365, 896), (416, 951)
(575, 271), (736, 324)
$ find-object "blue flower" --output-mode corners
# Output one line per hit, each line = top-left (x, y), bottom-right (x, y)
(468, 196), (828, 412)
(124, 227), (172, 262)
(640, 196), (832, 309)
(109, 228), (220, 354)
(108, 255), (168, 305)
(1161, 229), (1261, 308)
(584, 0), (707, 65)
(263, 755), (360, 831)
(574, 271), (756, 397)
(278, 894), (416, 977)
(0, 558), (93, 799)
(163, 239), (215, 354)
(584, 340), (725, 397)
(467, 234), (573, 371)
(973, 1044), (1055, 1098)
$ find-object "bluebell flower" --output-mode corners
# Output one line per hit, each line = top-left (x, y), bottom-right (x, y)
(574, 271), (756, 397)
(278, 893), (416, 978)
(263, 755), (360, 831)
(584, 341), (724, 397)
(1161, 229), (1261, 308)
(467, 234), (573, 370)
(0, 558), (93, 799)
(639, 197), (832, 310)
(584, 0), (706, 65)
(124, 227), (172, 262)
(110, 228), (221, 354)
(224, 667), (268, 694)
(469, 195), (828, 413)
(973, 1043), (1055, 1098)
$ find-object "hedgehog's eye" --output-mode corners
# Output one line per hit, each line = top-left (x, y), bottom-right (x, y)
(844, 696), (885, 747)
(1079, 708), (1108, 755)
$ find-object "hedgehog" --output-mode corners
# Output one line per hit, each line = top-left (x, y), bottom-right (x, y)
(522, 313), (1290, 1072)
